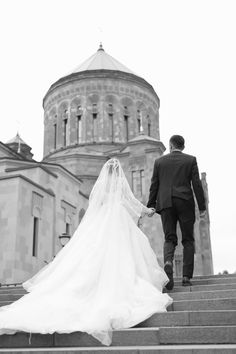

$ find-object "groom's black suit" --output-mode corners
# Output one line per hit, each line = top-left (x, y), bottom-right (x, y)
(147, 151), (206, 278)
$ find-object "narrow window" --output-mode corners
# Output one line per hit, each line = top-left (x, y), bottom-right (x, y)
(77, 115), (82, 143)
(63, 119), (68, 146)
(148, 122), (151, 136)
(140, 169), (145, 196)
(53, 123), (57, 149)
(137, 110), (141, 133)
(147, 115), (151, 136)
(66, 222), (70, 235)
(124, 115), (129, 141)
(123, 106), (129, 142)
(108, 104), (114, 142)
(93, 113), (98, 142)
(109, 113), (114, 142)
(76, 106), (83, 143)
(131, 171), (139, 195)
(32, 217), (39, 257)
(137, 118), (141, 133)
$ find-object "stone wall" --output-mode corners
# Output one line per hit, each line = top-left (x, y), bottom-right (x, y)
(43, 74), (160, 158)
(0, 160), (88, 283)
(0, 177), (19, 282)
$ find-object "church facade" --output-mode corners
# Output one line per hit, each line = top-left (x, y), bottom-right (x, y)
(0, 45), (213, 283)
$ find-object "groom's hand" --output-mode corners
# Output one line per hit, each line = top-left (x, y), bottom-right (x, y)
(147, 208), (156, 217)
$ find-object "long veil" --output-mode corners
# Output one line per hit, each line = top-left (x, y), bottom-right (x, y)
(23, 158), (147, 291)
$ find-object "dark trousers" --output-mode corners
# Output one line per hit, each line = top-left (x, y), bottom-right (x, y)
(160, 197), (195, 278)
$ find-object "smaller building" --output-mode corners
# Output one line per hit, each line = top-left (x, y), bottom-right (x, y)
(0, 135), (88, 283)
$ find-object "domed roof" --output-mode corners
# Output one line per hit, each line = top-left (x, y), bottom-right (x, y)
(69, 44), (136, 76)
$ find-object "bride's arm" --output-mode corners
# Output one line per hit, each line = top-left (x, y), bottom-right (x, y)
(122, 193), (153, 222)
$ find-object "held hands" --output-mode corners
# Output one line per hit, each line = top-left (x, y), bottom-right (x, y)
(147, 208), (156, 217)
(140, 207), (156, 218)
(143, 207), (156, 217)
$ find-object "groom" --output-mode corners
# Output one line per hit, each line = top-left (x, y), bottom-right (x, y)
(147, 135), (206, 290)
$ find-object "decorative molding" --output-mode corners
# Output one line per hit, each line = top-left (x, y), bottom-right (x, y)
(43, 70), (160, 107)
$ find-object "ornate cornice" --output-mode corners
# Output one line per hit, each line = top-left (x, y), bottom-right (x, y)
(43, 70), (159, 107)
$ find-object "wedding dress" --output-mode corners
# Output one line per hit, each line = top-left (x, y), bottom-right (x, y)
(0, 158), (172, 346)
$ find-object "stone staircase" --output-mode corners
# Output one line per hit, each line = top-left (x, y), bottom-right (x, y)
(0, 274), (235, 353)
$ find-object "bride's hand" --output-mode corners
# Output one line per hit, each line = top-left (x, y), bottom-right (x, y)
(141, 208), (155, 217)
(147, 208), (156, 217)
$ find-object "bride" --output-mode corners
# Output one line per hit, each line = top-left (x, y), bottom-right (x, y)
(0, 158), (172, 346)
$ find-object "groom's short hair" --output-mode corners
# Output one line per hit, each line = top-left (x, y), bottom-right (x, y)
(170, 135), (185, 150)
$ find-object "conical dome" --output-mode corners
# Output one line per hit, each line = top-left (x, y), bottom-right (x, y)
(69, 44), (136, 75)
(6, 133), (33, 160)
(6, 132), (28, 146)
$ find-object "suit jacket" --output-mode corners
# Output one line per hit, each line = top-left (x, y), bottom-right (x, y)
(147, 151), (206, 213)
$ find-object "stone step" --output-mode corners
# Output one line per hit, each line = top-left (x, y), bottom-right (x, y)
(1, 296), (236, 311)
(1, 294), (236, 312)
(174, 273), (236, 280)
(0, 294), (23, 301)
(0, 302), (12, 307)
(0, 274), (234, 292)
(166, 282), (236, 293)
(0, 329), (160, 348)
(0, 289), (26, 295)
(2, 282), (236, 297)
(159, 325), (236, 344)
(0, 344), (236, 353)
(170, 297), (236, 311)
(136, 310), (236, 327)
(170, 289), (236, 301)
(0, 277), (235, 295)
(0, 326), (235, 348)
(0, 273), (235, 291)
(174, 276), (236, 286)
(1, 288), (236, 303)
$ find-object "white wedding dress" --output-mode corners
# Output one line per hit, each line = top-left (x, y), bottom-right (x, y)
(0, 159), (172, 346)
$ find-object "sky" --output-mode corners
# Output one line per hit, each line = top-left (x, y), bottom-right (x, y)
(0, 0), (235, 274)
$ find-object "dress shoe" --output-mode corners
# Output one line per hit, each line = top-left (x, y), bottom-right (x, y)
(164, 261), (174, 290)
(182, 276), (192, 286)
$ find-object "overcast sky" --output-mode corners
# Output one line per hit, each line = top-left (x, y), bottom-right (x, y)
(0, 0), (235, 274)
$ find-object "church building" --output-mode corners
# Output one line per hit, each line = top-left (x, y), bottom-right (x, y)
(0, 45), (213, 283)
